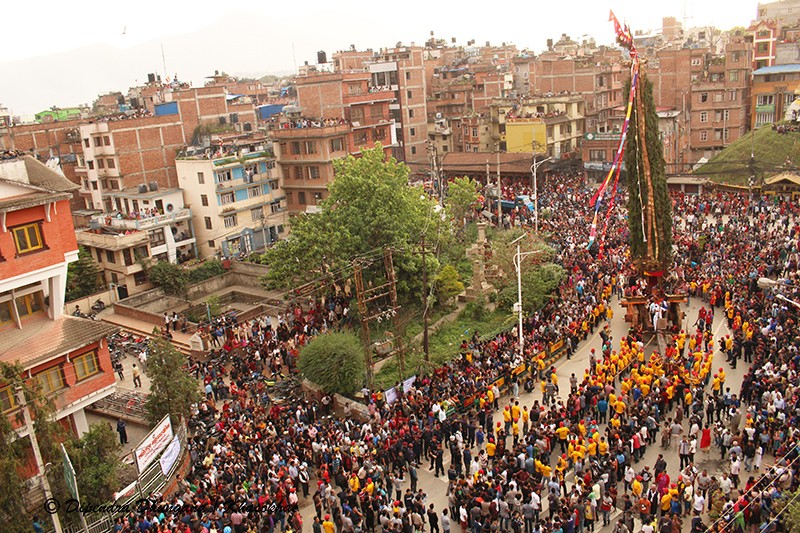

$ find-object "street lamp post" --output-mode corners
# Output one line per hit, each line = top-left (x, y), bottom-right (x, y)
(511, 234), (543, 359)
(531, 156), (552, 233)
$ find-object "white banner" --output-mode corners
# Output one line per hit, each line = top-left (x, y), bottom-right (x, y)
(114, 480), (138, 501)
(384, 376), (416, 405)
(135, 416), (173, 472)
(159, 435), (181, 477)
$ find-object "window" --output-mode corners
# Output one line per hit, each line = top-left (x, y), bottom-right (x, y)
(731, 51), (740, 63)
(134, 271), (148, 286)
(95, 248), (103, 263)
(103, 136), (110, 146)
(12, 223), (44, 255)
(715, 129), (724, 141)
(285, 192), (293, 204)
(589, 150), (606, 161)
(407, 90), (412, 100)
(472, 128), (478, 137)
(16, 292), (44, 318)
(330, 138), (344, 152)
(758, 30), (771, 38)
(87, 160), (94, 170)
(313, 192), (323, 202)
(251, 207), (264, 221)
(37, 366), (65, 395)
(217, 170), (232, 182)
(220, 192), (234, 205)
(700, 112), (708, 123)
(406, 71), (411, 81)
(83, 138), (90, 148)
(410, 127), (416, 137)
(729, 70), (739, 82)
(94, 137), (102, 147)
(700, 131), (708, 141)
(303, 141), (316, 154)
(201, 194), (209, 206)
(290, 142), (301, 155)
(700, 93), (708, 103)
(787, 93), (798, 105)
(0, 301), (12, 324)
(204, 217), (213, 230)
(729, 90), (737, 101)
(373, 129), (386, 141)
(308, 166), (320, 179)
(271, 201), (283, 213)
(293, 166), (303, 180)
(123, 248), (133, 266)
(408, 109), (415, 118)
(223, 215), (238, 228)
(0, 387), (17, 412)
(74, 351), (100, 381)
(411, 146), (417, 155)
(107, 159), (115, 169)
(105, 250), (115, 263)
(97, 159), (105, 169)
(298, 191), (307, 205)
(248, 187), (261, 199)
(208, 240), (215, 248)
(757, 95), (775, 106)
(197, 172), (205, 184)
(691, 58), (702, 66)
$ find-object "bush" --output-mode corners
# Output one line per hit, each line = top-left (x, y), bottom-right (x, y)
(298, 332), (365, 396)
(146, 261), (188, 296)
(460, 296), (487, 321)
(187, 260), (224, 284)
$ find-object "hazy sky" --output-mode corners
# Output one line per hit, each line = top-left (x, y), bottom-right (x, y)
(3, 0), (759, 116)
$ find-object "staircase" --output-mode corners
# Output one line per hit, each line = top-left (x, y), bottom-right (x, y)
(101, 313), (193, 357)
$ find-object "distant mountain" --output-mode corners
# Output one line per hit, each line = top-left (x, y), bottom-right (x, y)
(0, 11), (349, 117)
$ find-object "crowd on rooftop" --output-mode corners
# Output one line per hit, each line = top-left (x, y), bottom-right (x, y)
(109, 174), (800, 533)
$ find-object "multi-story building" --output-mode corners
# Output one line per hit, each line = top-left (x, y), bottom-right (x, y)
(0, 155), (118, 481)
(490, 94), (585, 157)
(689, 38), (752, 160)
(177, 135), (286, 259)
(752, 64), (800, 127)
(74, 185), (197, 296)
(749, 20), (780, 70)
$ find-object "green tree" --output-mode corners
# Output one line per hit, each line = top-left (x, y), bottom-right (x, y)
(0, 363), (66, 528)
(261, 145), (444, 297)
(496, 263), (565, 313)
(298, 332), (365, 396)
(625, 74), (673, 270)
(434, 265), (465, 305)
(446, 176), (481, 228)
(487, 231), (555, 292)
(144, 339), (201, 426)
(145, 261), (188, 296)
(66, 424), (122, 506)
(65, 246), (102, 301)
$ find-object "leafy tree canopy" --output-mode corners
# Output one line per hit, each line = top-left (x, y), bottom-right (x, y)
(446, 176), (481, 228)
(261, 145), (445, 296)
(298, 332), (365, 396)
(66, 246), (102, 301)
(145, 261), (188, 296)
(435, 264), (465, 304)
(496, 263), (565, 314)
(144, 339), (201, 426)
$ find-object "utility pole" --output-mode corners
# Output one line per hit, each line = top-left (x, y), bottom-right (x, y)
(420, 235), (430, 362)
(496, 146), (502, 228)
(531, 154), (552, 233)
(352, 261), (373, 387)
(17, 386), (63, 533)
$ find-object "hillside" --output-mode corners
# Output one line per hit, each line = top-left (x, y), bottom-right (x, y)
(693, 125), (800, 186)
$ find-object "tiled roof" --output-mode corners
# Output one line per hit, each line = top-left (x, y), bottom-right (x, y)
(0, 156), (78, 212)
(0, 317), (119, 369)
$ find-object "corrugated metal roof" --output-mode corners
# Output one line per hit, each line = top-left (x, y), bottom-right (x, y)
(753, 64), (800, 75)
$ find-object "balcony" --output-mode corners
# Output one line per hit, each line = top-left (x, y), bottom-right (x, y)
(343, 89), (396, 106)
(270, 123), (351, 139)
(92, 208), (192, 231)
(76, 229), (150, 251)
(215, 170), (276, 191)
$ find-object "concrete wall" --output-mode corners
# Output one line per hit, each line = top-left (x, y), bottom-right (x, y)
(65, 287), (117, 316)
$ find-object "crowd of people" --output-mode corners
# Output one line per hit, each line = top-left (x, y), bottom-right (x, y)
(111, 176), (800, 533)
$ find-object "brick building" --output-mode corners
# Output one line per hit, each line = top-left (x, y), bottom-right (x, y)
(0, 155), (118, 481)
(752, 64), (800, 127)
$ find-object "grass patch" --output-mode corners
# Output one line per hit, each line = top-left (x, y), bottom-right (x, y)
(694, 124), (800, 186)
(374, 307), (512, 390)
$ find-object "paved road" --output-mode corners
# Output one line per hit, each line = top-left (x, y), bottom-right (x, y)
(295, 291), (747, 532)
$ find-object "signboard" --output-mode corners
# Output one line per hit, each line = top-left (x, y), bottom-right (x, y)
(134, 415), (173, 473)
(61, 443), (79, 501)
(159, 435), (181, 477)
(584, 132), (622, 141)
(383, 376), (417, 405)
